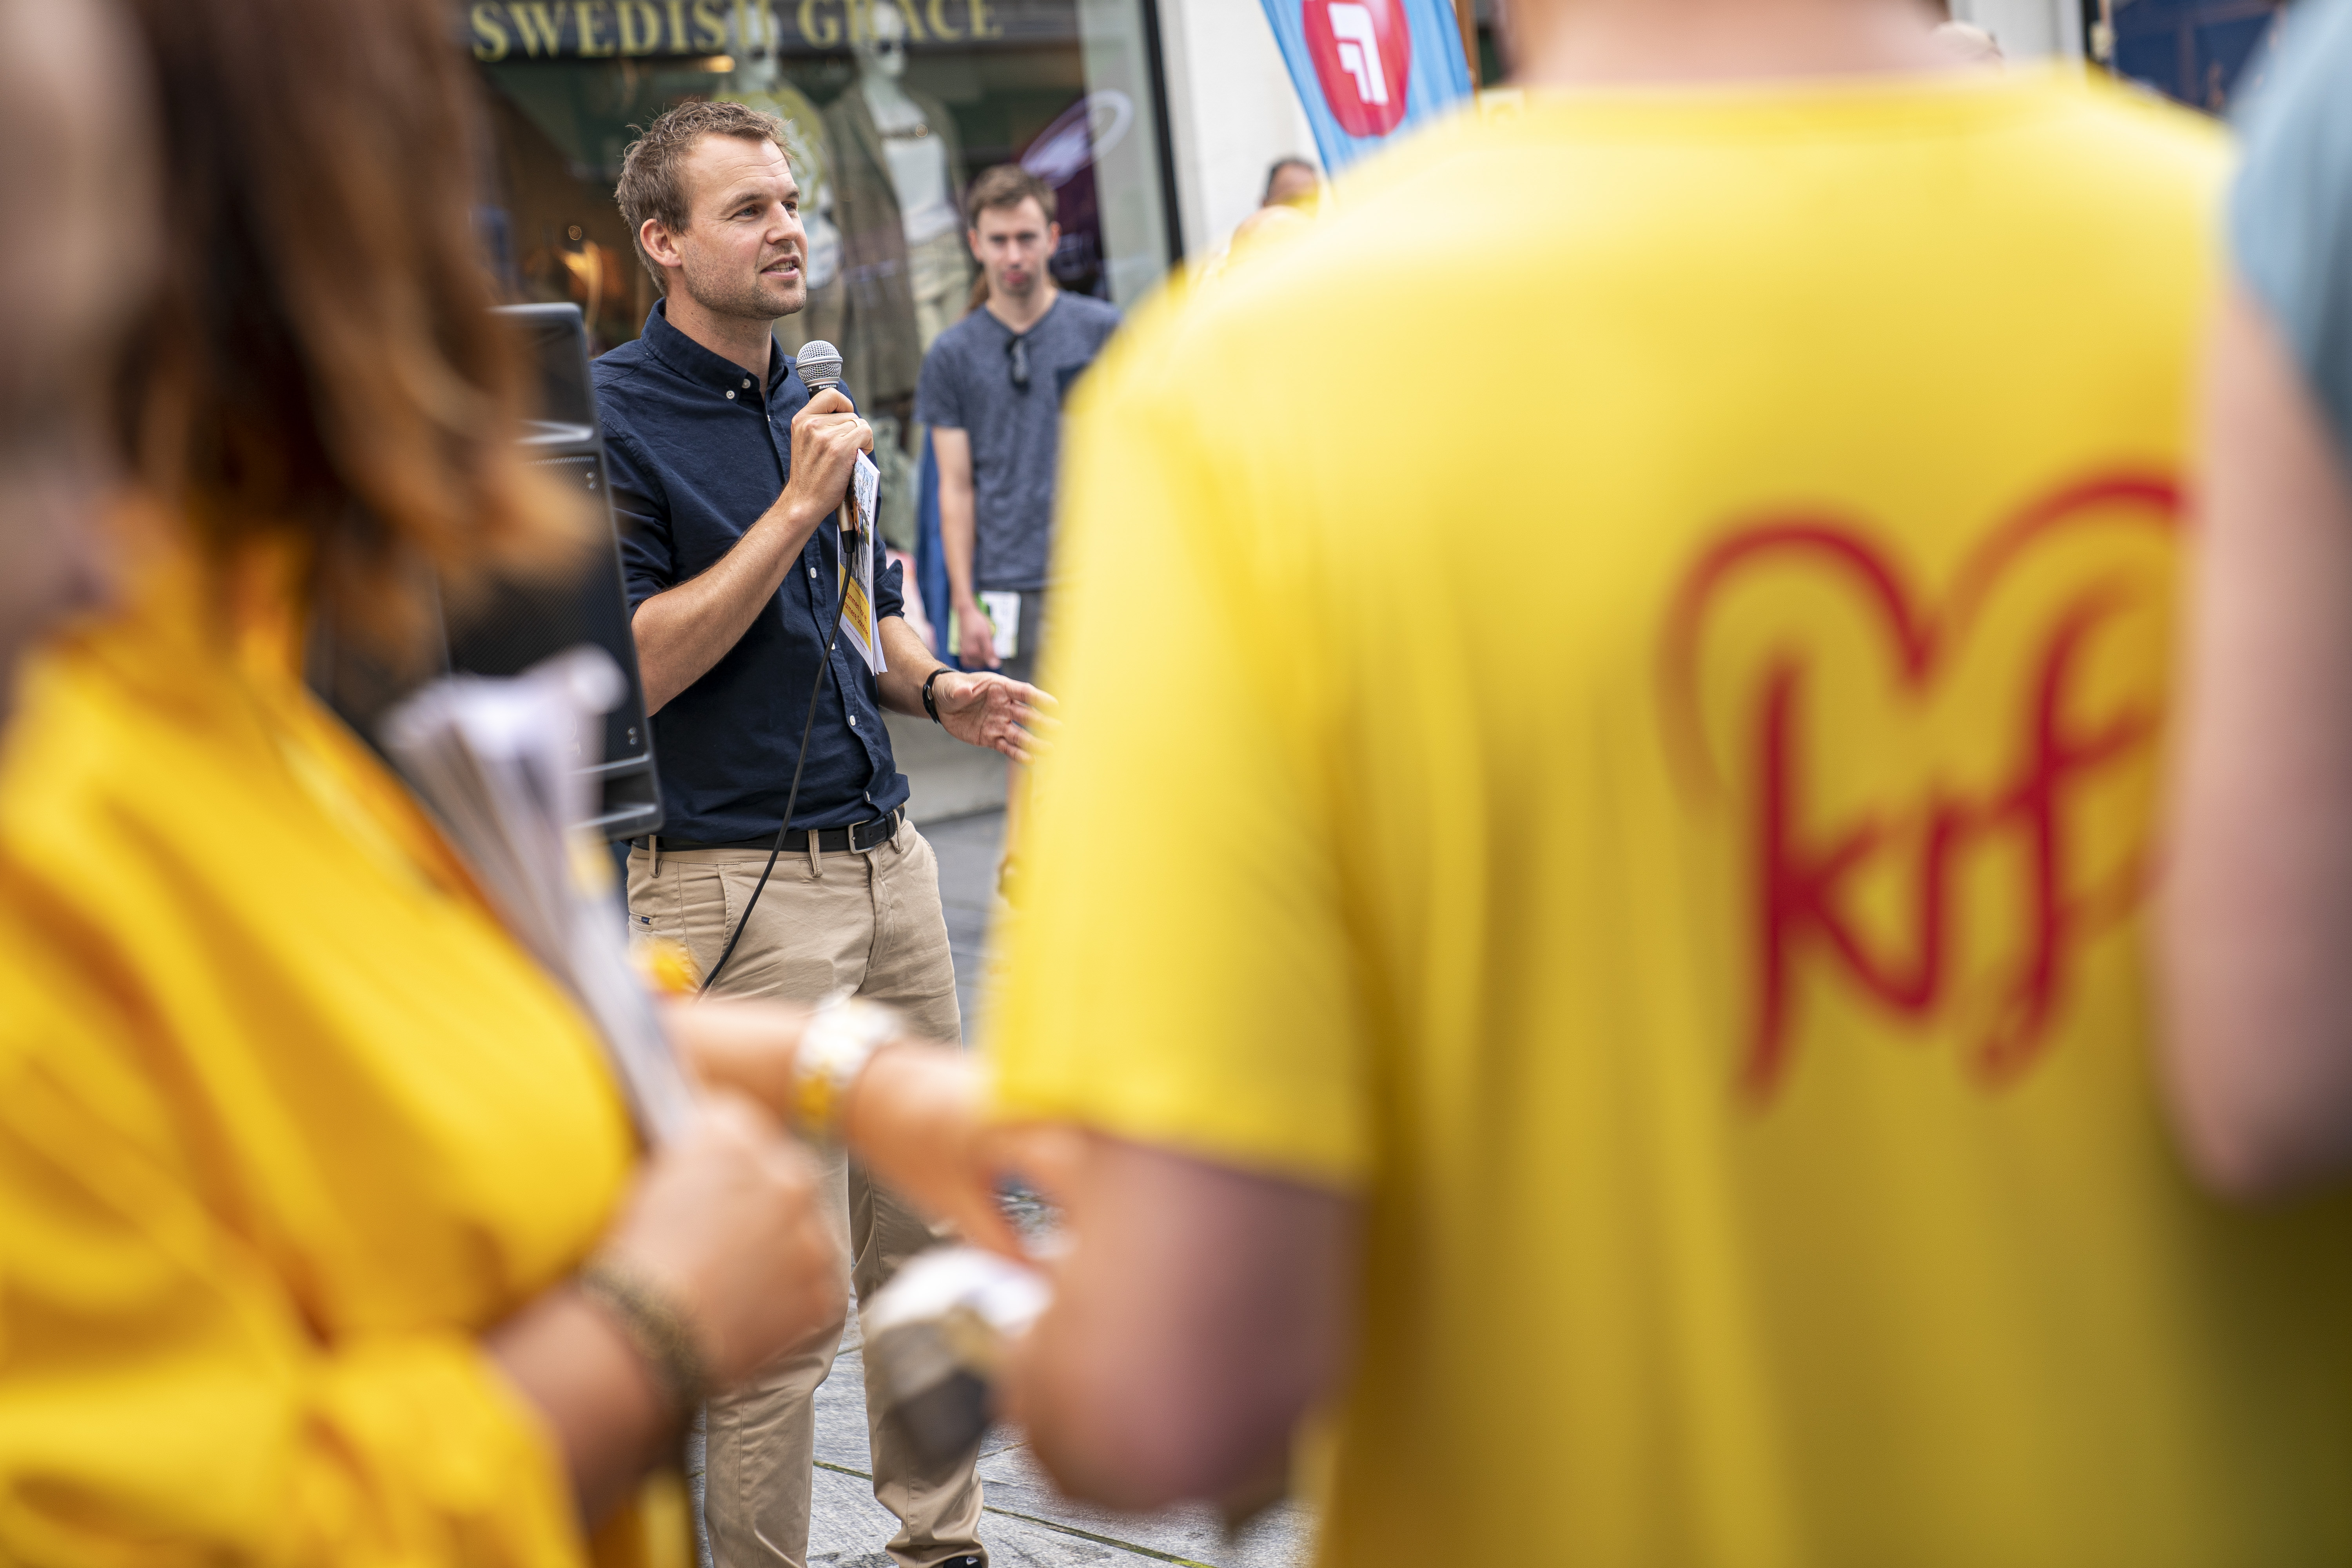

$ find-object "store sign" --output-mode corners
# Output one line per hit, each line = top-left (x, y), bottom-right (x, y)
(468, 0), (1014, 61)
(1259, 0), (1470, 169)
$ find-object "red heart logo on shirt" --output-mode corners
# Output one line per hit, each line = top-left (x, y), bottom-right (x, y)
(1661, 473), (2180, 1100)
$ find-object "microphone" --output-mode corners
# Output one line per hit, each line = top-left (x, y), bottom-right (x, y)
(790, 338), (866, 541)
(796, 339), (843, 396)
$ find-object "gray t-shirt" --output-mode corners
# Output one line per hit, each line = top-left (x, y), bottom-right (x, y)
(2232, 0), (2352, 456)
(915, 292), (1121, 591)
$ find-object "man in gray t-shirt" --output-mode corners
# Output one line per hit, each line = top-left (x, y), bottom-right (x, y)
(916, 164), (1119, 688)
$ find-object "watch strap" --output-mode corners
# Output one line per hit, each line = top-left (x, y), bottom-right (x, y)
(793, 993), (902, 1143)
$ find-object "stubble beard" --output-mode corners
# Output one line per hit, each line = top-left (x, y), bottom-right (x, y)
(681, 249), (807, 323)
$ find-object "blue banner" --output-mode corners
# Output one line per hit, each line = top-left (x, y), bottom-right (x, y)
(1258, 0), (1474, 171)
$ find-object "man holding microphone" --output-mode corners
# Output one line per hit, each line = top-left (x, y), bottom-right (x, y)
(593, 99), (1035, 1568)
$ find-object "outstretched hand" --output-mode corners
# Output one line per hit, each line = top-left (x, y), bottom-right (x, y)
(934, 669), (1054, 765)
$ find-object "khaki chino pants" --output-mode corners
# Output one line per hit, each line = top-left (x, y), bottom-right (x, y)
(628, 823), (985, 1568)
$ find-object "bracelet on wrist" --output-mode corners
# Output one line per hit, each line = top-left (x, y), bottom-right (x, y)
(577, 1257), (712, 1414)
(922, 666), (949, 724)
(793, 993), (902, 1143)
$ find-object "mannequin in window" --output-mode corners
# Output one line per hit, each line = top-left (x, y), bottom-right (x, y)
(824, 0), (968, 550)
(720, 55), (845, 356)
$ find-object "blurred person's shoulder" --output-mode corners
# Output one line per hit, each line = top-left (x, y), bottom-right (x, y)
(2229, 0), (2352, 443)
(2022, 67), (2232, 207)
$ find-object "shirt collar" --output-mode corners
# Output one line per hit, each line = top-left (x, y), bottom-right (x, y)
(639, 298), (791, 402)
(980, 291), (1062, 343)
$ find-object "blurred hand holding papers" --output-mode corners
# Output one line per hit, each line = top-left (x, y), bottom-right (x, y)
(839, 451), (885, 675)
(382, 646), (695, 1145)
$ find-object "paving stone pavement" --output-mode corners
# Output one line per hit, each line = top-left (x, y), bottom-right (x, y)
(801, 804), (1314, 1568)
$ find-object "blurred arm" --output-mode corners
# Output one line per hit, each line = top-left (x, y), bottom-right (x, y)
(1002, 1132), (1359, 1512)
(2162, 285), (2352, 1197)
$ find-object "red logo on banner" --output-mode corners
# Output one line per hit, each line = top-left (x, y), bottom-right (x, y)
(1303, 0), (1411, 138)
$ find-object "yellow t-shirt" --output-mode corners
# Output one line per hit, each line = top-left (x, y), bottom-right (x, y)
(991, 71), (2352, 1565)
(0, 539), (677, 1567)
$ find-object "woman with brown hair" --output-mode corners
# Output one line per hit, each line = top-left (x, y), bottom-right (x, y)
(0, 0), (970, 1560)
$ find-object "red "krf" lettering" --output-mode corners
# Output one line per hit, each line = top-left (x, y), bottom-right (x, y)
(1662, 475), (2177, 1100)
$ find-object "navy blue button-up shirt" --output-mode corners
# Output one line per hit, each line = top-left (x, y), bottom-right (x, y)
(596, 301), (908, 842)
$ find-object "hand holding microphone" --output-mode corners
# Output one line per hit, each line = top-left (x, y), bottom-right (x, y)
(779, 339), (873, 536)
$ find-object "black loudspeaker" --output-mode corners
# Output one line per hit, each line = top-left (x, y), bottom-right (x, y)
(455, 303), (662, 840)
(308, 304), (661, 840)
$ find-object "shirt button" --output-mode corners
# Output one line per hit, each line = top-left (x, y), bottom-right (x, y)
(848, 714), (858, 727)
(725, 390), (736, 400)
(808, 566), (817, 578)
(743, 378), (752, 388)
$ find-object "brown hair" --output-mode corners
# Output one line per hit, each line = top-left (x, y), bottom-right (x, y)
(119, 0), (579, 661)
(965, 164), (1056, 229)
(615, 100), (786, 289)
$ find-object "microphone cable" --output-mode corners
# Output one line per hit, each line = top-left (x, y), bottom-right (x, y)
(699, 337), (856, 997)
(699, 572), (838, 996)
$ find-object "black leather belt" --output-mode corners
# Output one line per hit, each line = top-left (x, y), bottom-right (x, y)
(632, 807), (902, 857)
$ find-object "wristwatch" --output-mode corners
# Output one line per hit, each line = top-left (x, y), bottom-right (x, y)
(792, 993), (904, 1143)
(921, 666), (950, 724)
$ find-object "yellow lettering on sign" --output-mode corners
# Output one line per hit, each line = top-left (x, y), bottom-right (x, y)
(926, 0), (959, 38)
(617, 0), (662, 51)
(799, 0), (840, 46)
(510, 1), (563, 54)
(666, 0), (687, 48)
(968, 0), (999, 37)
(844, 0), (873, 44)
(691, 0), (727, 46)
(576, 0), (617, 54)
(733, 0), (762, 49)
(892, 0), (927, 42)
(471, 2), (512, 58)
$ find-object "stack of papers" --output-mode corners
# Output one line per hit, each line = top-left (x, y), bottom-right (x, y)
(381, 646), (695, 1145)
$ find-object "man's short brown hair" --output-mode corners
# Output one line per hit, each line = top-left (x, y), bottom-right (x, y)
(965, 164), (1055, 229)
(615, 100), (785, 287)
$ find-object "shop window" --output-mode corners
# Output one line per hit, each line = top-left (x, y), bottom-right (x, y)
(472, 0), (1175, 362)
(472, 0), (1174, 555)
